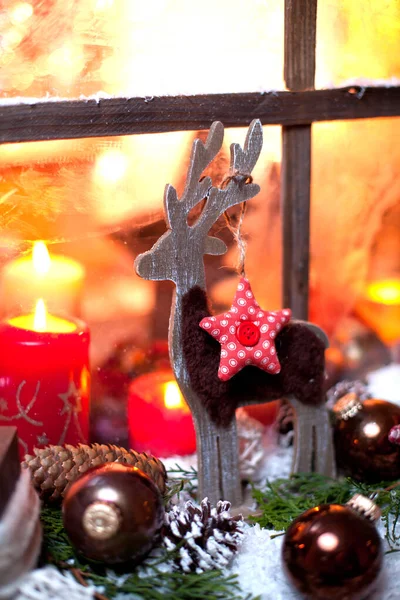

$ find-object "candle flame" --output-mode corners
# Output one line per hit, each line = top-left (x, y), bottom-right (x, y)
(367, 279), (400, 306)
(32, 241), (51, 275)
(33, 299), (47, 331)
(164, 381), (184, 410)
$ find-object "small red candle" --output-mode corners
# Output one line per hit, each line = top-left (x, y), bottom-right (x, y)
(128, 370), (196, 457)
(0, 299), (90, 458)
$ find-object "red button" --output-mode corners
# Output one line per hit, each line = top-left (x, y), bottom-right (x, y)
(236, 320), (260, 346)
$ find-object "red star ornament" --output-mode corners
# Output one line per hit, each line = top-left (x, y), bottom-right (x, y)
(199, 277), (292, 381)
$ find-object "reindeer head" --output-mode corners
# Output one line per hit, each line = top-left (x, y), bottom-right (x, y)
(135, 120), (263, 291)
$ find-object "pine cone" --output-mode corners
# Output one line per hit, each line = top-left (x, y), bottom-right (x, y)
(326, 379), (371, 410)
(22, 443), (167, 501)
(163, 498), (244, 573)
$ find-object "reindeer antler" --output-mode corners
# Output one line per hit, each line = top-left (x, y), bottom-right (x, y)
(196, 119), (262, 234)
(135, 120), (263, 286)
(164, 121), (224, 228)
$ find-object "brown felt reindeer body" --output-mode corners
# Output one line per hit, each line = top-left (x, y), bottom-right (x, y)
(135, 120), (335, 507)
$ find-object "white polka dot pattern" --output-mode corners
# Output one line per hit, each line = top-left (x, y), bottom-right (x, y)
(199, 276), (291, 381)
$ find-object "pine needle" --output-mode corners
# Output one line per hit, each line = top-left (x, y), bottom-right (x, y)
(251, 473), (400, 552)
(166, 463), (198, 498)
(40, 505), (252, 600)
(40, 470), (400, 598)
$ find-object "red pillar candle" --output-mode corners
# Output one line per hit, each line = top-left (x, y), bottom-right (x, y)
(128, 370), (196, 457)
(0, 300), (90, 458)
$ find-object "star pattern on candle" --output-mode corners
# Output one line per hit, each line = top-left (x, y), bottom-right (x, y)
(59, 380), (82, 416)
(37, 432), (49, 446)
(58, 380), (85, 445)
(199, 277), (291, 381)
(0, 381), (43, 426)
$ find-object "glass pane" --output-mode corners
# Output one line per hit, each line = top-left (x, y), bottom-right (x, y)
(316, 0), (400, 87)
(0, 0), (284, 99)
(0, 127), (281, 451)
(311, 117), (400, 345)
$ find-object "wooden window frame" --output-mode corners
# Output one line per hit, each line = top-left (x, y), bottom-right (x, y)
(0, 0), (399, 320)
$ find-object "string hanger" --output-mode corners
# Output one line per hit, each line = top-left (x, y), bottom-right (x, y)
(220, 169), (253, 278)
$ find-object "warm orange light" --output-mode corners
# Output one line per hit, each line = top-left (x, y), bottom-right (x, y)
(2, 29), (23, 50)
(10, 2), (33, 24)
(80, 366), (90, 396)
(164, 381), (184, 410)
(47, 45), (84, 83)
(95, 149), (128, 184)
(367, 279), (400, 306)
(8, 299), (77, 333)
(32, 241), (51, 276)
(33, 299), (47, 331)
(355, 278), (400, 344)
(95, 0), (114, 10)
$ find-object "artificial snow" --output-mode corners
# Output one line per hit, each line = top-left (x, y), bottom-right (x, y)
(228, 517), (398, 600)
(224, 435), (400, 600)
(14, 567), (95, 600)
(1, 76), (400, 107)
(15, 382), (400, 599)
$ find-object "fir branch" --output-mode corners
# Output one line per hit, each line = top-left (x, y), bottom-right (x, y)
(251, 473), (400, 553)
(250, 473), (356, 531)
(39, 472), (400, 598)
(357, 481), (400, 552)
(166, 464), (198, 498)
(40, 504), (252, 600)
(163, 478), (185, 505)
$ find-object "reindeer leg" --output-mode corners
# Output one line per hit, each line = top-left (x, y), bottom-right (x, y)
(313, 402), (336, 477)
(195, 412), (223, 505)
(287, 396), (336, 477)
(217, 418), (242, 506)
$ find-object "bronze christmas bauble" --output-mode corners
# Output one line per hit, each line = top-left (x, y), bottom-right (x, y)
(282, 498), (382, 600)
(62, 463), (164, 564)
(334, 396), (400, 482)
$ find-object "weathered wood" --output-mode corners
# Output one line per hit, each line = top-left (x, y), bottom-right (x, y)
(0, 86), (399, 143)
(284, 0), (317, 89)
(135, 121), (263, 505)
(280, 0), (333, 480)
(0, 426), (20, 518)
(282, 0), (317, 320)
(287, 396), (336, 476)
(135, 123), (334, 505)
(281, 125), (311, 317)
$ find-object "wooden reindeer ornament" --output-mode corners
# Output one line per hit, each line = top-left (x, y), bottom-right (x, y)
(135, 120), (335, 507)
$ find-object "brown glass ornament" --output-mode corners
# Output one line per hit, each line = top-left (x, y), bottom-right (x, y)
(282, 502), (382, 600)
(334, 397), (400, 482)
(328, 317), (391, 383)
(62, 463), (164, 564)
